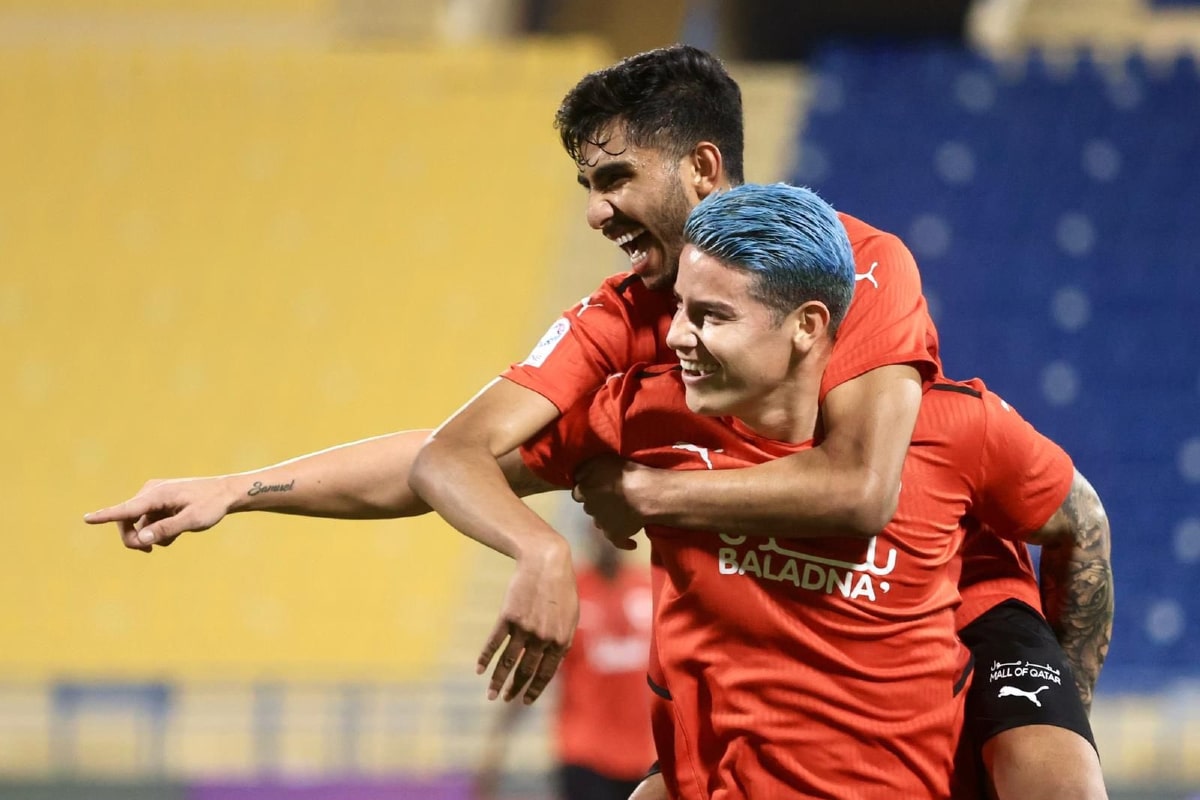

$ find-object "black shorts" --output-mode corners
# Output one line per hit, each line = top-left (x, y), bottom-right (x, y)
(557, 763), (644, 800)
(958, 599), (1097, 752)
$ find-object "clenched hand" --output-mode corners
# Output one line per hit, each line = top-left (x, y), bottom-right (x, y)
(572, 455), (650, 550)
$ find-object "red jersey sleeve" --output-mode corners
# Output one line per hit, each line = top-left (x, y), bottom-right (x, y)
(819, 214), (943, 400)
(519, 374), (627, 488)
(502, 274), (676, 413)
(972, 389), (1075, 539)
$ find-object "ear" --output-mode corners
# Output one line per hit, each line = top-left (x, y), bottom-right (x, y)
(685, 142), (724, 200)
(791, 301), (832, 354)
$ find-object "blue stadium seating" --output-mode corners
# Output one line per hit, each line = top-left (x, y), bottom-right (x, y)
(793, 43), (1200, 690)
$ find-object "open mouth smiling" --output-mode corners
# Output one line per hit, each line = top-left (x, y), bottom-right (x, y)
(611, 227), (650, 269)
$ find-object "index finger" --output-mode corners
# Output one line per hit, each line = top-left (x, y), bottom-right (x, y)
(83, 497), (153, 525)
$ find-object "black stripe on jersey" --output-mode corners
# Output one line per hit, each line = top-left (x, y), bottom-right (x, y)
(617, 274), (641, 295)
(954, 652), (975, 696)
(930, 383), (982, 399)
(647, 674), (673, 700)
(635, 364), (682, 379)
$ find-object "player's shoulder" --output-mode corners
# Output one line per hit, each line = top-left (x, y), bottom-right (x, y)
(837, 211), (895, 247)
(587, 364), (690, 452)
(574, 272), (638, 313)
(837, 211), (913, 260)
(926, 376), (988, 402)
(920, 376), (1032, 432)
(915, 377), (990, 433)
(581, 273), (677, 320)
(605, 362), (683, 395)
(594, 271), (641, 296)
(597, 363), (686, 416)
(593, 272), (663, 303)
(928, 377), (1021, 414)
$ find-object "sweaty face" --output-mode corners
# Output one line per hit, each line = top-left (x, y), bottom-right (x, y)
(576, 127), (696, 292)
(666, 245), (804, 438)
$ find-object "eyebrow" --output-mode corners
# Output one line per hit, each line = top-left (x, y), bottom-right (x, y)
(577, 161), (634, 190)
(687, 297), (739, 317)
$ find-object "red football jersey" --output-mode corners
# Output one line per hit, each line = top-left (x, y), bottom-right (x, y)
(504, 211), (1043, 634)
(952, 389), (1076, 628)
(522, 371), (1072, 799)
(821, 214), (942, 398)
(502, 212), (942, 412)
(556, 564), (657, 779)
(957, 528), (1044, 629)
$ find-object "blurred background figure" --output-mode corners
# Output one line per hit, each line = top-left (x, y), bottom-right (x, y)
(475, 515), (655, 800)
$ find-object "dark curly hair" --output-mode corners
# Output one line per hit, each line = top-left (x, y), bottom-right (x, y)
(555, 44), (745, 185)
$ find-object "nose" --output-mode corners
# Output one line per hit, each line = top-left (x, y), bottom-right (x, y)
(665, 306), (694, 354)
(585, 191), (614, 231)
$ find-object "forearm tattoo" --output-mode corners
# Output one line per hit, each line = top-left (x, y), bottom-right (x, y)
(247, 479), (296, 496)
(1036, 473), (1113, 713)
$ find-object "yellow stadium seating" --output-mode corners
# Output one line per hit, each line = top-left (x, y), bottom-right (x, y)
(0, 39), (609, 682)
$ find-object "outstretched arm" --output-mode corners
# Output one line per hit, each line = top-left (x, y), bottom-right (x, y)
(577, 364), (921, 538)
(84, 429), (549, 551)
(1026, 469), (1114, 713)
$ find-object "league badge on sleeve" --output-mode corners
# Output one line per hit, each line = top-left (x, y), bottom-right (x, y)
(521, 318), (571, 368)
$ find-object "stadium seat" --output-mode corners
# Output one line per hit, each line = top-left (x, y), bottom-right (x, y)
(794, 43), (1200, 687)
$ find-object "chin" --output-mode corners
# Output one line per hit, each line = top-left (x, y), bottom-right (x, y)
(683, 392), (729, 419)
(640, 272), (673, 292)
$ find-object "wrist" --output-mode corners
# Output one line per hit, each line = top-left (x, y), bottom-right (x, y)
(221, 474), (252, 513)
(515, 531), (571, 570)
(227, 473), (292, 513)
(627, 465), (673, 522)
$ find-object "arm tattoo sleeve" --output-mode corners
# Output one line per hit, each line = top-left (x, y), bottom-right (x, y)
(1034, 470), (1114, 714)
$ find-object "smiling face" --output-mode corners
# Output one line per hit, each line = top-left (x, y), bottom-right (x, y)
(666, 244), (831, 443)
(575, 124), (706, 292)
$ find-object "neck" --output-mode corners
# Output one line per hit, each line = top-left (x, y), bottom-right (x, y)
(732, 354), (828, 444)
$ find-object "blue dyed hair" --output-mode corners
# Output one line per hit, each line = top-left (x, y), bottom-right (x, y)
(682, 183), (854, 331)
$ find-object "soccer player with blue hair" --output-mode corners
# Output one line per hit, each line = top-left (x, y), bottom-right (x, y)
(517, 182), (1094, 798)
